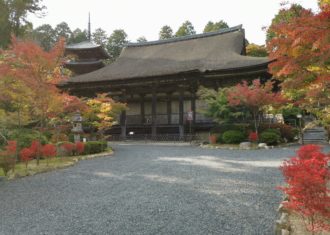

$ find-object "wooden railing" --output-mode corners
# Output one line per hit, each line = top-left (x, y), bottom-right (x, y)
(125, 113), (213, 125)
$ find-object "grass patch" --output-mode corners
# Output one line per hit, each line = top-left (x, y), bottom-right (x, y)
(0, 149), (113, 179)
(0, 157), (76, 178)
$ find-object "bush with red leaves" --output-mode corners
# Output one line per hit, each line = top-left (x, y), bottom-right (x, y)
(5, 140), (17, 155)
(75, 142), (85, 155)
(248, 132), (258, 142)
(41, 144), (57, 158)
(29, 140), (41, 158)
(19, 148), (34, 168)
(279, 144), (330, 232)
(61, 142), (76, 156)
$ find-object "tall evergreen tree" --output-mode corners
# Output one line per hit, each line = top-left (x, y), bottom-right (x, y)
(175, 21), (196, 37)
(0, 0), (45, 48)
(203, 20), (229, 33)
(0, 0), (11, 48)
(69, 28), (88, 44)
(92, 28), (108, 47)
(106, 29), (128, 62)
(136, 36), (147, 43)
(32, 24), (55, 51)
(159, 25), (173, 39)
(54, 22), (72, 43)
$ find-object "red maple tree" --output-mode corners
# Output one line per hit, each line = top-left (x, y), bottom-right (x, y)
(0, 37), (86, 129)
(280, 145), (330, 232)
(227, 79), (285, 133)
(267, 3), (330, 117)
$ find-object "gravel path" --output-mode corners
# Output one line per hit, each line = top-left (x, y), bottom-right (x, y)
(0, 144), (304, 234)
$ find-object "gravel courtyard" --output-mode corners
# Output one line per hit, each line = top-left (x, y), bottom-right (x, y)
(0, 144), (301, 235)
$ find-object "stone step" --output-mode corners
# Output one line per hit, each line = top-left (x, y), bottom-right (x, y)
(304, 129), (326, 132)
(303, 140), (328, 144)
(302, 126), (328, 144)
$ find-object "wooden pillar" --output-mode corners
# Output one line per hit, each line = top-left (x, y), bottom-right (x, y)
(120, 110), (126, 139)
(167, 92), (172, 125)
(140, 94), (145, 124)
(191, 91), (196, 129)
(151, 88), (157, 138)
(120, 90), (127, 139)
(179, 88), (184, 138)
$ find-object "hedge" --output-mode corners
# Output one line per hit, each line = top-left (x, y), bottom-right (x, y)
(222, 130), (246, 144)
(260, 131), (280, 145)
(84, 141), (107, 154)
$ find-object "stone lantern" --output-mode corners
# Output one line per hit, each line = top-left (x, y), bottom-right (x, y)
(72, 111), (83, 143)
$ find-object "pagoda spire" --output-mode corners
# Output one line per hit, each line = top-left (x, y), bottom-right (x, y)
(88, 12), (91, 41)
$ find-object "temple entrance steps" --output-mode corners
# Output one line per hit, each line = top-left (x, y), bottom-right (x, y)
(303, 126), (328, 144)
(301, 115), (328, 144)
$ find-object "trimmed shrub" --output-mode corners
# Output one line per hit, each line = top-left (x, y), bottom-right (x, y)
(259, 123), (295, 142)
(263, 128), (281, 136)
(216, 134), (223, 143)
(222, 130), (245, 144)
(84, 141), (107, 154)
(260, 131), (280, 145)
(211, 124), (251, 136)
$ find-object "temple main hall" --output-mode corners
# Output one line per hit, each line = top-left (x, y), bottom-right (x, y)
(61, 25), (271, 139)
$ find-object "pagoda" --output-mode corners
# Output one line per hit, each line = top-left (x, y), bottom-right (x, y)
(64, 15), (109, 75)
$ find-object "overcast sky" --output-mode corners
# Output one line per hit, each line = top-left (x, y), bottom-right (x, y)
(28, 0), (318, 45)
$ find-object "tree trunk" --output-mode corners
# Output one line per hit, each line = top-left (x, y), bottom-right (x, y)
(253, 110), (258, 134)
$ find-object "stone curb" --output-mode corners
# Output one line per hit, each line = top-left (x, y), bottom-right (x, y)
(275, 195), (291, 235)
(109, 141), (192, 146)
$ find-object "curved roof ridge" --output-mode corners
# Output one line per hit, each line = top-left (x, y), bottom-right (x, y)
(66, 40), (101, 50)
(126, 25), (243, 47)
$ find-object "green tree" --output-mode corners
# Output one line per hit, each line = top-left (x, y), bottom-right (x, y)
(7, 0), (45, 37)
(69, 28), (88, 44)
(54, 22), (72, 43)
(92, 28), (108, 47)
(175, 21), (196, 37)
(159, 25), (173, 39)
(198, 87), (247, 124)
(0, 0), (11, 48)
(266, 3), (304, 41)
(246, 43), (268, 57)
(136, 36), (147, 43)
(0, 0), (45, 48)
(32, 24), (55, 51)
(203, 20), (229, 33)
(106, 29), (128, 62)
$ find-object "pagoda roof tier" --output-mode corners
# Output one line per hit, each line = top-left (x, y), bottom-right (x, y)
(65, 25), (270, 84)
(65, 41), (109, 60)
(65, 60), (105, 75)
